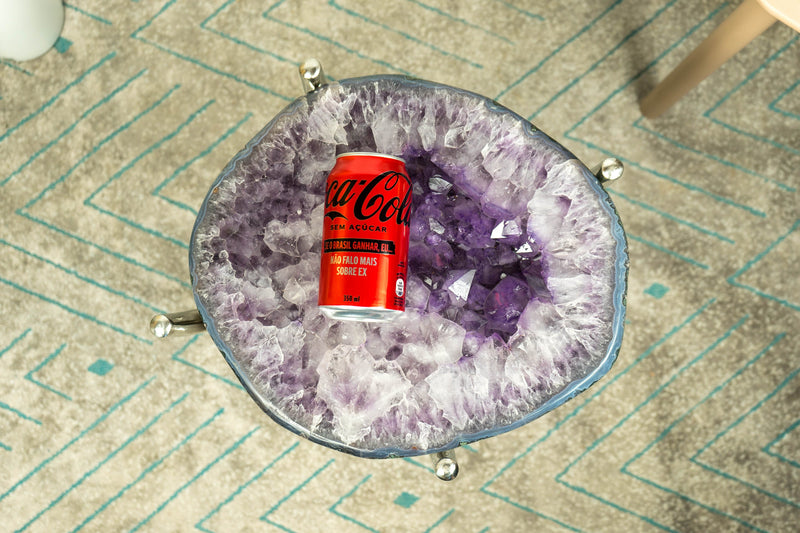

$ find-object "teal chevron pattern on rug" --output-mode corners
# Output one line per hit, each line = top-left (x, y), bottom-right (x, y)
(1, 1), (798, 531)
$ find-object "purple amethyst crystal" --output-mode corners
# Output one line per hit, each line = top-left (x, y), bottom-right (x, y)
(484, 276), (532, 334)
(190, 76), (627, 457)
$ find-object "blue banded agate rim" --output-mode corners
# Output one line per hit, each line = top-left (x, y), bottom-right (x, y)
(189, 75), (628, 459)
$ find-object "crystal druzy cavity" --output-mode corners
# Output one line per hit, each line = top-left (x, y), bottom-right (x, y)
(190, 76), (627, 457)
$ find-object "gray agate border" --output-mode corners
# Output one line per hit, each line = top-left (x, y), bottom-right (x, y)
(189, 75), (629, 459)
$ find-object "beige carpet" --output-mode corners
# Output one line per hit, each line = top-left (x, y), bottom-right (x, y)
(1, 0), (799, 531)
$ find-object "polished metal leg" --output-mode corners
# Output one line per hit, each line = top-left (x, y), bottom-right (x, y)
(299, 58), (328, 94)
(592, 157), (624, 184)
(150, 309), (205, 338)
(430, 449), (459, 481)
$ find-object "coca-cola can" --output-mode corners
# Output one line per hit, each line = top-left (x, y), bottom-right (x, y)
(318, 152), (412, 322)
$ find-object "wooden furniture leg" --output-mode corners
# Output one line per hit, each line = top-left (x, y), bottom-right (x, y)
(640, 0), (777, 119)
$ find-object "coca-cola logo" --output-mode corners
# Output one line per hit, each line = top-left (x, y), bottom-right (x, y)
(324, 170), (412, 226)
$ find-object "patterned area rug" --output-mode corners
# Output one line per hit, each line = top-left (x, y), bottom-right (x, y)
(1, 1), (798, 531)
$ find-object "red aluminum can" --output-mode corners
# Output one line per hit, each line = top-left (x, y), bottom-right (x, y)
(318, 152), (412, 322)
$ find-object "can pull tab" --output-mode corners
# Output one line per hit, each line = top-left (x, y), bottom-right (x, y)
(150, 309), (205, 338)
(299, 58), (328, 94)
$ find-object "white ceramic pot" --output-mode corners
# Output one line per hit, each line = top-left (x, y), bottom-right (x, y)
(0, 0), (65, 61)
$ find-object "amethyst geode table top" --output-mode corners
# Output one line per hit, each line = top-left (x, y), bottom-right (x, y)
(190, 75), (627, 458)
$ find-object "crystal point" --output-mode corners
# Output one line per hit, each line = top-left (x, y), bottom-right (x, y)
(428, 174), (452, 193)
(445, 269), (476, 305)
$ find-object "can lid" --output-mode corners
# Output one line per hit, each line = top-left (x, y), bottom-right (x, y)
(336, 151), (406, 163)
